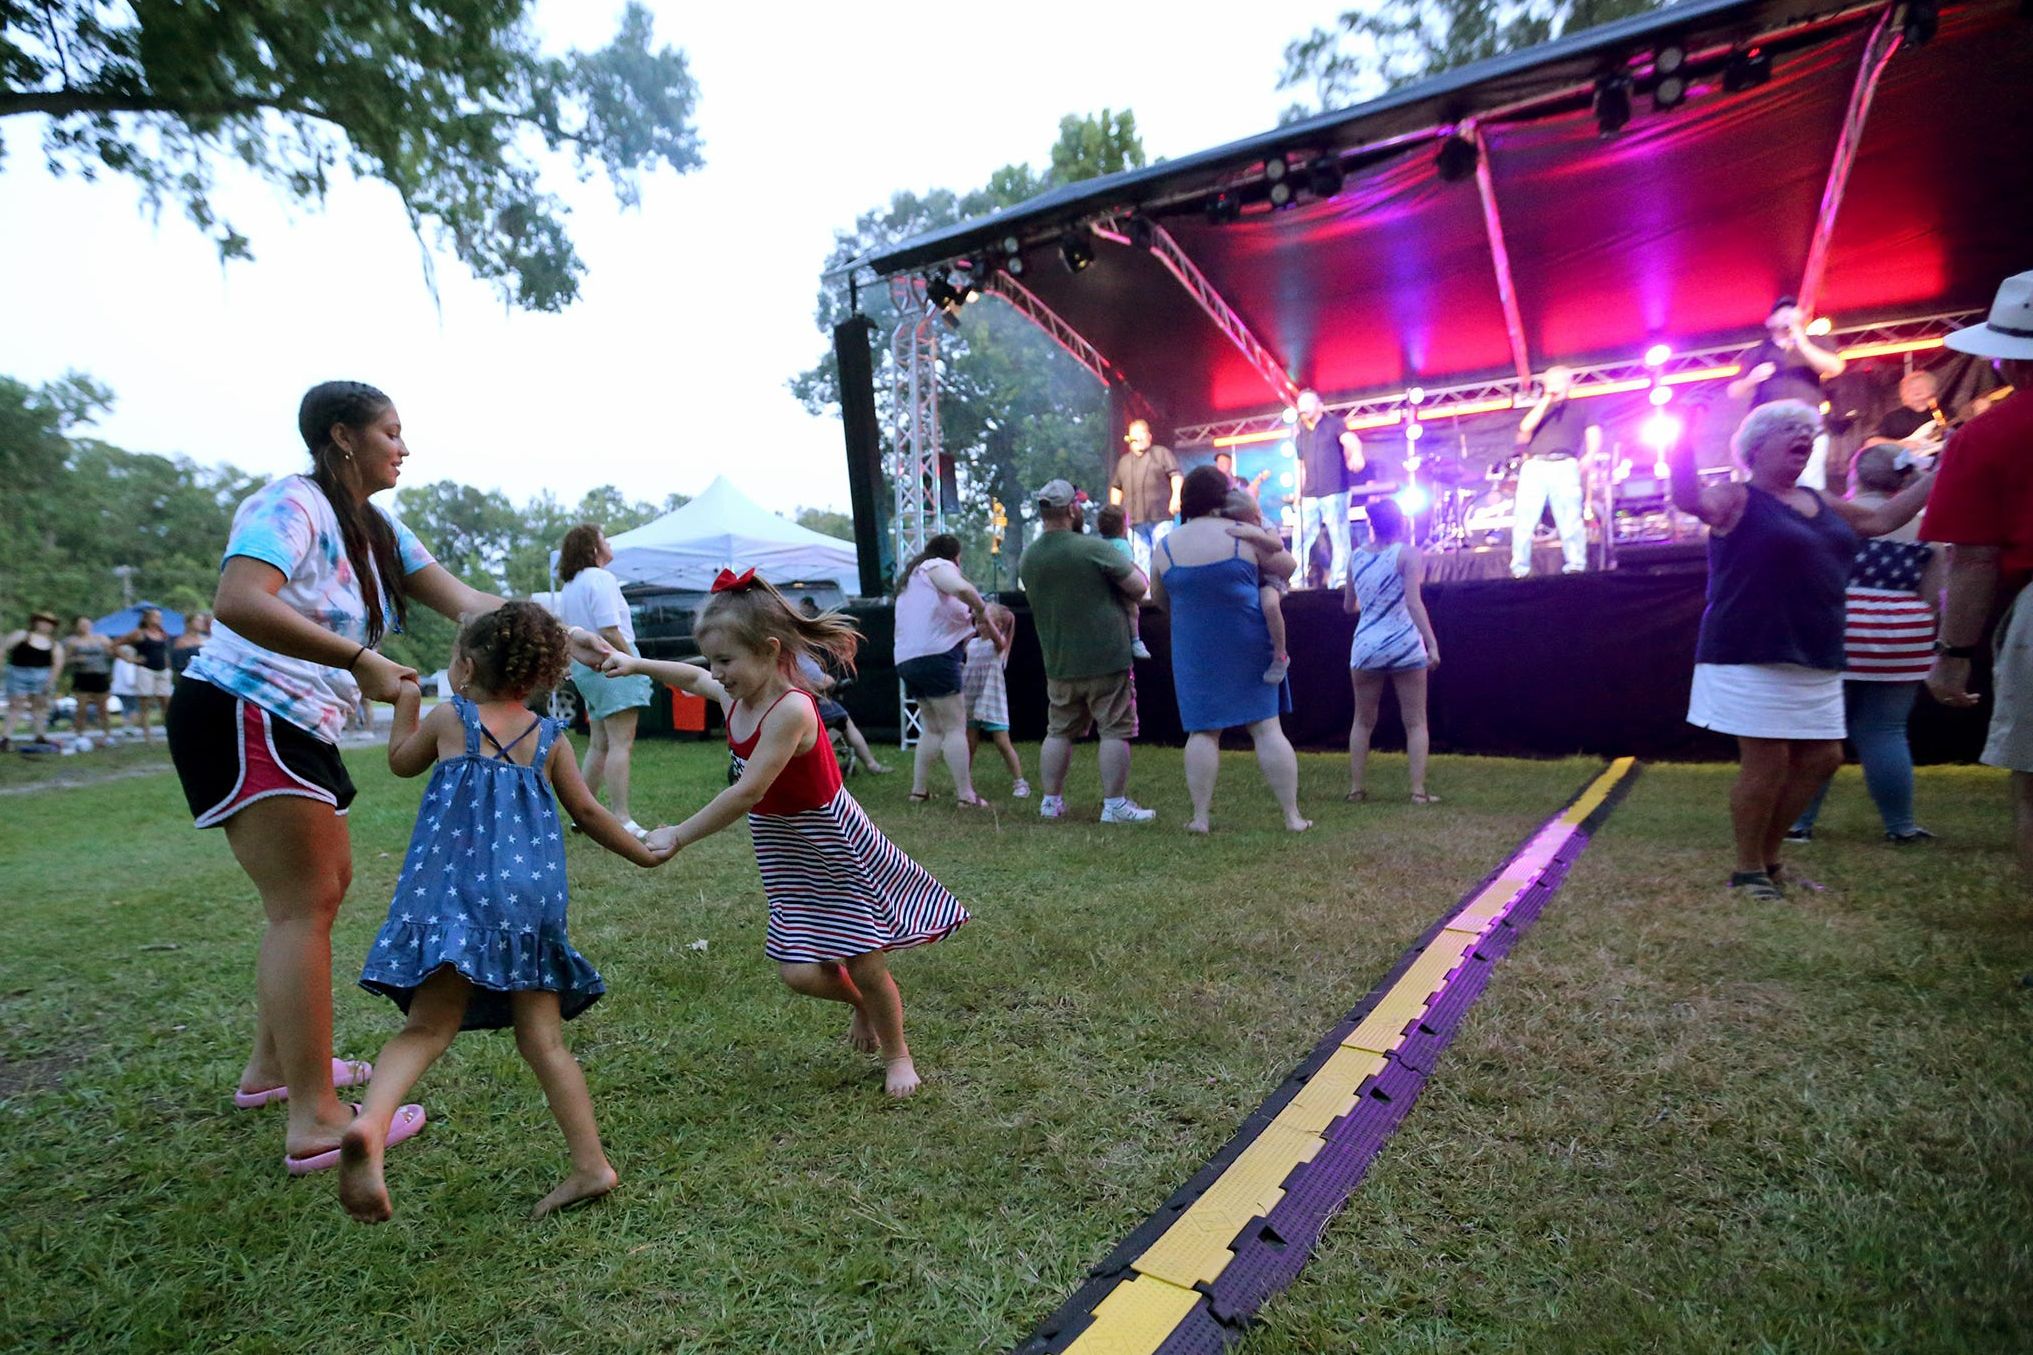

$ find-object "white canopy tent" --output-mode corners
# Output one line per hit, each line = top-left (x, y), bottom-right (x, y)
(595, 476), (861, 595)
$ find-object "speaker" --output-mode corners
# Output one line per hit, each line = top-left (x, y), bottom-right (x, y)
(834, 315), (887, 596)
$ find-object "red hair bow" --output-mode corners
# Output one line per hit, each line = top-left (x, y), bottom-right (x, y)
(710, 567), (757, 593)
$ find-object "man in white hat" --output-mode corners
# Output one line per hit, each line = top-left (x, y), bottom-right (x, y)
(1920, 271), (2033, 879)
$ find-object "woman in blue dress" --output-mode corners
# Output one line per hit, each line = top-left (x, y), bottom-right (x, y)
(1343, 498), (1442, 803)
(1150, 467), (1312, 833)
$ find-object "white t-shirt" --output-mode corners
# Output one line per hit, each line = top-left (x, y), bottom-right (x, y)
(186, 476), (434, 743)
(894, 558), (976, 663)
(559, 566), (635, 650)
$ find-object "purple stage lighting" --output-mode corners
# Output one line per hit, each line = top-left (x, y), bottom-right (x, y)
(1643, 342), (1672, 367)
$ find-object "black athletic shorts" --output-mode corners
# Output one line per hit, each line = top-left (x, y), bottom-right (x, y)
(69, 672), (111, 694)
(167, 678), (357, 827)
(896, 641), (967, 700)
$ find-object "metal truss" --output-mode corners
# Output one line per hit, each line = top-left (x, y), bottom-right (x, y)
(886, 276), (945, 750)
(1800, 7), (1902, 315)
(983, 272), (1116, 387)
(1097, 217), (1299, 407)
(1168, 311), (1982, 447)
(886, 276), (945, 566)
(1467, 121), (1533, 387)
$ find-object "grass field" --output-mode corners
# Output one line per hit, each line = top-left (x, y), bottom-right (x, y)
(2, 739), (2028, 1352)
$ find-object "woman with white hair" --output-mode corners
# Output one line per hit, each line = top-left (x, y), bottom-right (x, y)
(1785, 443), (1944, 846)
(1670, 400), (1934, 901)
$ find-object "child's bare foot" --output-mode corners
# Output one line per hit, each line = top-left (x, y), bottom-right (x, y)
(532, 1162), (619, 1219)
(847, 1005), (881, 1054)
(337, 1119), (392, 1224)
(1185, 818), (1211, 835)
(884, 1056), (922, 1098)
(1285, 815), (1314, 832)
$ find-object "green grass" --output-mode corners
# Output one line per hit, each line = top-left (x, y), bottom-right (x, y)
(1, 743), (2027, 1352)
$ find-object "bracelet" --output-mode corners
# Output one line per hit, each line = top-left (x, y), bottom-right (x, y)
(1933, 641), (1979, 660)
(346, 644), (368, 671)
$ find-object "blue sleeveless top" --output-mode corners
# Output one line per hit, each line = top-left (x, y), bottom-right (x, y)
(1695, 486), (1859, 670)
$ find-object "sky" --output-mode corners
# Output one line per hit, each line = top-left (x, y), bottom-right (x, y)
(0, 1), (1342, 520)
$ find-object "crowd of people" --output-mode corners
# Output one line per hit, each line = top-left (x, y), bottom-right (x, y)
(121, 269), (2030, 1226)
(2, 605), (216, 750)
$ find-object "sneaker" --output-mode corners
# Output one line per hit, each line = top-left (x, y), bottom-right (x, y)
(1262, 654), (1290, 685)
(1783, 826), (1814, 845)
(1886, 827), (1936, 845)
(1131, 639), (1153, 661)
(1100, 797), (1157, 823)
(1038, 795), (1066, 820)
(1012, 778), (1031, 799)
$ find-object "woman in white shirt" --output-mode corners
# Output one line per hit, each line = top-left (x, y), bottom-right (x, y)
(557, 524), (653, 838)
(893, 534), (993, 806)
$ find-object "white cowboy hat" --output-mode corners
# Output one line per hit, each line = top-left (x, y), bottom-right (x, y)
(1945, 271), (2033, 360)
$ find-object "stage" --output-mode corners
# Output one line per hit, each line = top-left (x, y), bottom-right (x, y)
(836, 563), (1992, 765)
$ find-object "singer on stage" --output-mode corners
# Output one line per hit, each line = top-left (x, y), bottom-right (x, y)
(1510, 366), (1597, 578)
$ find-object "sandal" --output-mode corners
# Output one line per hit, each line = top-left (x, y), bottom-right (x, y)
(907, 790), (930, 803)
(957, 794), (992, 808)
(235, 1057), (373, 1109)
(1344, 789), (1367, 803)
(282, 1102), (426, 1175)
(1727, 870), (1785, 903)
(1411, 792), (1442, 804)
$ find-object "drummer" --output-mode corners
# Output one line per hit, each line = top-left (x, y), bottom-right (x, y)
(1510, 366), (1598, 578)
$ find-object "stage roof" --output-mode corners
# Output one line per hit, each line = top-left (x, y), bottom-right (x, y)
(853, 0), (2033, 428)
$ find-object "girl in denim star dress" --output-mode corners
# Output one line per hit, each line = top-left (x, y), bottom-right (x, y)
(340, 603), (672, 1224)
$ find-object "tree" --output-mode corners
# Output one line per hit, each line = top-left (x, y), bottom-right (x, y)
(792, 110), (1147, 589)
(794, 507), (854, 541)
(1279, 0), (1666, 117)
(1, 2), (703, 310)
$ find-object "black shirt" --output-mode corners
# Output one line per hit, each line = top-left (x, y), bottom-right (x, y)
(1523, 399), (1592, 458)
(1743, 337), (1826, 410)
(1876, 405), (1936, 440)
(1293, 416), (1349, 497)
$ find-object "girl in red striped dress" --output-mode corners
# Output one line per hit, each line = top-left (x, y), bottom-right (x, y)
(591, 571), (969, 1097)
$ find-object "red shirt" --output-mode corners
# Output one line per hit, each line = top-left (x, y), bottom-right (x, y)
(728, 690), (842, 815)
(1919, 393), (2033, 589)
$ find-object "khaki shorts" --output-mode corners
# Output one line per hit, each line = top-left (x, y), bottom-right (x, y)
(1046, 670), (1138, 742)
(1983, 584), (2033, 774)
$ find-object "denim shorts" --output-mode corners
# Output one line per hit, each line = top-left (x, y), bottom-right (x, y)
(570, 661), (654, 722)
(896, 643), (967, 700)
(4, 666), (52, 698)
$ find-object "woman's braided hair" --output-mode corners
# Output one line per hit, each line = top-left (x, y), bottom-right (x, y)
(298, 381), (409, 646)
(458, 602), (570, 700)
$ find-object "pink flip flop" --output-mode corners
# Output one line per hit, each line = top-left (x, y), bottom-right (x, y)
(234, 1057), (373, 1109)
(283, 1102), (427, 1176)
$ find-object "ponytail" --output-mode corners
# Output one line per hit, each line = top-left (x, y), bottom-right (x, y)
(298, 381), (410, 646)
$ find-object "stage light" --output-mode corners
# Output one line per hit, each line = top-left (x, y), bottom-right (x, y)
(1205, 191), (1241, 225)
(1268, 179), (1296, 209)
(1394, 484), (1431, 514)
(1723, 48), (1771, 93)
(1806, 316), (1833, 336)
(1308, 156), (1345, 199)
(1649, 385), (1673, 407)
(1653, 458), (1670, 479)
(1264, 155), (1288, 183)
(1654, 41), (1687, 76)
(1058, 231), (1094, 273)
(1406, 386), (1426, 405)
(925, 273), (964, 320)
(1280, 440), (1296, 457)
(1000, 234), (1020, 256)
(1279, 471), (1295, 489)
(1903, 0), (1938, 45)
(1405, 421), (1424, 441)
(1005, 254), (1026, 278)
(1641, 412), (1683, 452)
(1435, 135), (1479, 183)
(1000, 235), (1026, 278)
(1643, 343), (1673, 368)
(1281, 406), (1298, 425)
(1654, 71), (1688, 110)
(1595, 75), (1633, 136)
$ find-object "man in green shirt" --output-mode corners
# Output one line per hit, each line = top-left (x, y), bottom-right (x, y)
(1018, 480), (1157, 823)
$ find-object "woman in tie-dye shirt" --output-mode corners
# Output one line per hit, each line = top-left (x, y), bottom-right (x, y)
(168, 381), (504, 1175)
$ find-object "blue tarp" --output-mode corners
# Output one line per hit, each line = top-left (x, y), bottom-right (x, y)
(91, 602), (186, 636)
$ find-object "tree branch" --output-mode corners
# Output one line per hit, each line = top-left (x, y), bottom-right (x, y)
(0, 87), (321, 123)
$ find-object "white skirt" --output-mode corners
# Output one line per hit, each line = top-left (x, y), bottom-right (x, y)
(1688, 662), (1845, 740)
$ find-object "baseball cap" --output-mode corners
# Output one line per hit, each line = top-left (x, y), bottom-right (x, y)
(1035, 479), (1076, 509)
